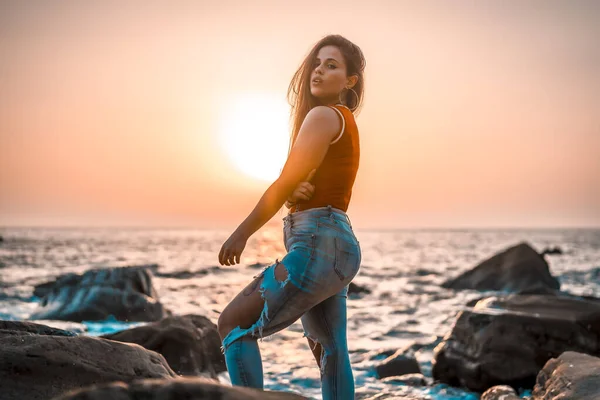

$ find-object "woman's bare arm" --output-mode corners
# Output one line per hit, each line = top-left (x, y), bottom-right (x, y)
(231, 106), (339, 239)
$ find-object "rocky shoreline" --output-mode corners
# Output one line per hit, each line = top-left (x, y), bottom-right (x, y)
(1, 240), (599, 399)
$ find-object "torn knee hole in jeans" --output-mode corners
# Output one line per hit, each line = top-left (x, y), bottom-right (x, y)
(220, 259), (291, 354)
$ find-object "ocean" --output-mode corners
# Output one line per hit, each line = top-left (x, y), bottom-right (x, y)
(1, 226), (599, 399)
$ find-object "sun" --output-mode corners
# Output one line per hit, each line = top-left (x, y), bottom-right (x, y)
(217, 93), (290, 182)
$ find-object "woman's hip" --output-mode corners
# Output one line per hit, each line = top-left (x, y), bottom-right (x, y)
(280, 208), (361, 292)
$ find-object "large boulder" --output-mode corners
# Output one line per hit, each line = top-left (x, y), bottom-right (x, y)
(102, 314), (225, 377)
(0, 321), (176, 400)
(532, 351), (600, 400)
(30, 265), (168, 322)
(51, 377), (308, 399)
(442, 242), (560, 293)
(432, 294), (600, 392)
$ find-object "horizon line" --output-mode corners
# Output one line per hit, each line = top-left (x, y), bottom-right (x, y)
(1, 225), (599, 231)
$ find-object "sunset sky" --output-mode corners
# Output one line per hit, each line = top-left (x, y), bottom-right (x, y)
(1, 1), (599, 229)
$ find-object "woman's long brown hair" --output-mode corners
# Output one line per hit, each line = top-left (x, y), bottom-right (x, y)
(286, 34), (366, 155)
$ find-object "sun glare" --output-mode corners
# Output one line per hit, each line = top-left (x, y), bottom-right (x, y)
(217, 93), (290, 182)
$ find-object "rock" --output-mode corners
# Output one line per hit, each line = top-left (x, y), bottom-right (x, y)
(532, 351), (600, 400)
(0, 320), (77, 337)
(0, 325), (176, 400)
(102, 314), (225, 377)
(415, 268), (437, 276)
(481, 385), (520, 400)
(441, 242), (560, 293)
(540, 246), (563, 256)
(154, 266), (222, 279)
(380, 373), (428, 387)
(516, 285), (561, 295)
(432, 294), (600, 392)
(31, 320), (88, 334)
(375, 348), (421, 379)
(51, 376), (308, 400)
(348, 282), (371, 296)
(248, 262), (268, 270)
(30, 265), (168, 322)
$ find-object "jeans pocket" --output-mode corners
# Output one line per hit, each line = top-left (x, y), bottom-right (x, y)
(333, 236), (361, 281)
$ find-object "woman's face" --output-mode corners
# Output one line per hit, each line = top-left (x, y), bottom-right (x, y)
(310, 45), (350, 105)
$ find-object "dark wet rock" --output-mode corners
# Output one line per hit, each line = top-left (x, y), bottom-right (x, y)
(375, 348), (421, 379)
(0, 320), (77, 337)
(154, 266), (222, 279)
(51, 376), (308, 400)
(0, 331), (176, 400)
(441, 242), (560, 293)
(102, 314), (225, 377)
(481, 385), (520, 400)
(369, 336), (442, 362)
(248, 262), (268, 269)
(349, 282), (371, 296)
(432, 294), (600, 392)
(391, 306), (417, 315)
(367, 348), (397, 361)
(540, 246), (563, 256)
(30, 265), (168, 322)
(381, 373), (429, 387)
(415, 268), (437, 276)
(33, 320), (88, 334)
(516, 285), (562, 295)
(531, 351), (600, 400)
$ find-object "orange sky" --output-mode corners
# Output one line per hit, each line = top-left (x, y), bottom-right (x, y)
(1, 1), (599, 229)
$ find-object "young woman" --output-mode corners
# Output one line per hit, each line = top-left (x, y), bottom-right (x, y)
(217, 34), (365, 399)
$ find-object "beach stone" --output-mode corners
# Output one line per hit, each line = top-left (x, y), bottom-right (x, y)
(0, 329), (176, 400)
(441, 242), (560, 293)
(381, 373), (428, 387)
(348, 282), (371, 296)
(532, 351), (600, 400)
(102, 314), (225, 377)
(432, 294), (600, 392)
(481, 385), (520, 400)
(375, 348), (421, 379)
(540, 246), (563, 256)
(30, 265), (168, 322)
(51, 376), (308, 399)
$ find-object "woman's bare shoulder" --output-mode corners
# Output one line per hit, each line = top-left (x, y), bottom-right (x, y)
(301, 106), (342, 138)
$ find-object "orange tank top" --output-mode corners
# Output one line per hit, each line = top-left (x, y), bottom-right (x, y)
(291, 104), (360, 213)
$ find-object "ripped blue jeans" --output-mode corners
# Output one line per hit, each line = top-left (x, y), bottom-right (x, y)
(221, 205), (361, 400)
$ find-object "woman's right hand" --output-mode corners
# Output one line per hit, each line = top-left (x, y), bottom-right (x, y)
(285, 169), (316, 208)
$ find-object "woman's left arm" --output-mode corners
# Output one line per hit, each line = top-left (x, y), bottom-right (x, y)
(218, 106), (341, 266)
